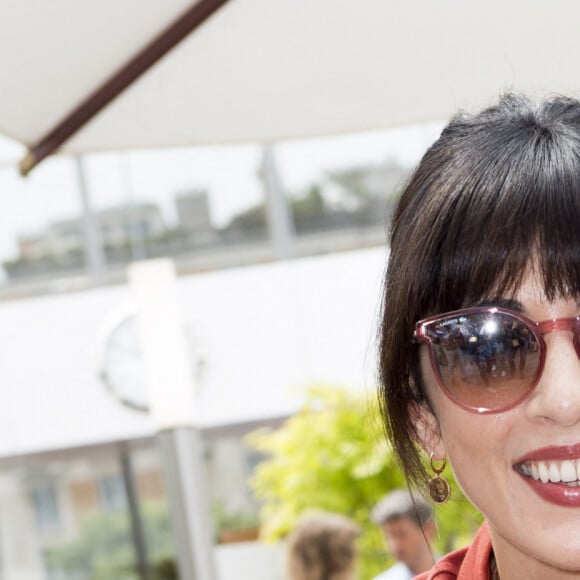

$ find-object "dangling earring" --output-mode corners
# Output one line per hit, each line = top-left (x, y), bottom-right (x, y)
(429, 453), (451, 504)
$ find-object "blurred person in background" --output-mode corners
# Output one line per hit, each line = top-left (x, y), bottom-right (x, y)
(287, 512), (360, 580)
(371, 488), (436, 580)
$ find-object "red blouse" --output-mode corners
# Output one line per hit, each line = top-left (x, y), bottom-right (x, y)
(414, 523), (492, 580)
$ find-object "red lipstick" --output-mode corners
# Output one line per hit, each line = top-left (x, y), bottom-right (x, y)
(515, 443), (580, 463)
(515, 444), (580, 507)
(516, 473), (580, 507)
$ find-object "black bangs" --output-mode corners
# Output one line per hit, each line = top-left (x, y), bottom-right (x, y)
(396, 94), (580, 319)
(380, 93), (580, 490)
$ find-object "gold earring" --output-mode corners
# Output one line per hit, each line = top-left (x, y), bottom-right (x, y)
(429, 453), (451, 504)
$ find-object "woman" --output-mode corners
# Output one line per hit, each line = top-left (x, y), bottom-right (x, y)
(379, 94), (580, 579)
(286, 512), (360, 580)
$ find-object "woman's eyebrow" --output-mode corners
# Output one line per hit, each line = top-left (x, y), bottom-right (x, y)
(474, 297), (524, 311)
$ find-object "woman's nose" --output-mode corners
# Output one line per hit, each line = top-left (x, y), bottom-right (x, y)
(525, 332), (580, 427)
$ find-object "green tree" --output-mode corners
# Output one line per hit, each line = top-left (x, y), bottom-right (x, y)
(45, 501), (175, 580)
(327, 167), (372, 206)
(247, 384), (482, 579)
(225, 203), (267, 233)
(290, 184), (326, 230)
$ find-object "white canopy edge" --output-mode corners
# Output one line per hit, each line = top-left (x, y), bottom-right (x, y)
(0, 0), (579, 154)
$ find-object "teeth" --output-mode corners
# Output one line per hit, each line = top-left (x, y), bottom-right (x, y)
(538, 462), (549, 483)
(520, 459), (580, 485)
(561, 461), (577, 482)
(548, 463), (561, 482)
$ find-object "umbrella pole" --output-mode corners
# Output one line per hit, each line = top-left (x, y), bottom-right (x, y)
(157, 428), (216, 580)
(129, 259), (217, 580)
(20, 0), (231, 176)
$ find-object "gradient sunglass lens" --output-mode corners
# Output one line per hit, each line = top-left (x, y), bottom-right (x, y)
(422, 311), (541, 411)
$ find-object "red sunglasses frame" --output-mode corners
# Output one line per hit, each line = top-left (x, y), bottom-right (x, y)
(414, 306), (580, 414)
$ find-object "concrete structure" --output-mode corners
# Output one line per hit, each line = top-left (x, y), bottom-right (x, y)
(17, 203), (165, 262)
(175, 189), (218, 249)
(0, 245), (385, 579)
(176, 190), (212, 232)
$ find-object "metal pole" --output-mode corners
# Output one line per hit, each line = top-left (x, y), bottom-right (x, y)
(157, 428), (216, 580)
(262, 144), (295, 260)
(129, 260), (217, 580)
(119, 443), (151, 580)
(20, 0), (231, 175)
(74, 156), (106, 284)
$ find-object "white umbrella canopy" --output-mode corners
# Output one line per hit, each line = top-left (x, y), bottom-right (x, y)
(0, 0), (579, 170)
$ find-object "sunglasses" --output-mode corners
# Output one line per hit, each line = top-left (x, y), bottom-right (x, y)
(414, 306), (580, 414)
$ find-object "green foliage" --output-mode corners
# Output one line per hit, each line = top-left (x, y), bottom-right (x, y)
(45, 501), (175, 580)
(150, 558), (177, 580)
(212, 500), (260, 533)
(326, 168), (372, 203)
(291, 185), (325, 217)
(226, 203), (267, 232)
(247, 385), (482, 579)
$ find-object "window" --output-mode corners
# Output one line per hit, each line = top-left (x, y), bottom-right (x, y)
(98, 475), (127, 511)
(31, 485), (60, 530)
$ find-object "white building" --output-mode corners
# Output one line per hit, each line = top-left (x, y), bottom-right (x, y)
(0, 246), (386, 579)
(17, 203), (165, 262)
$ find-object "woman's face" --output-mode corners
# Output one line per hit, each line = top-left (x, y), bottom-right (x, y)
(419, 270), (580, 575)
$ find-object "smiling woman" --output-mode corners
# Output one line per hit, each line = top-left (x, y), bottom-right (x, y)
(378, 94), (580, 580)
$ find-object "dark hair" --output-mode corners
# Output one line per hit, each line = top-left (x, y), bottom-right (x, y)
(379, 94), (580, 488)
(287, 512), (360, 580)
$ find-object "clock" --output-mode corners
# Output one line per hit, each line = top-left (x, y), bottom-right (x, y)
(98, 306), (205, 413)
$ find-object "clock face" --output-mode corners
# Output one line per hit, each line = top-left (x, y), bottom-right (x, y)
(99, 308), (205, 414)
(100, 312), (150, 413)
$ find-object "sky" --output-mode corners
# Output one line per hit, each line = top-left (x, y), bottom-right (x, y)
(0, 121), (444, 261)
